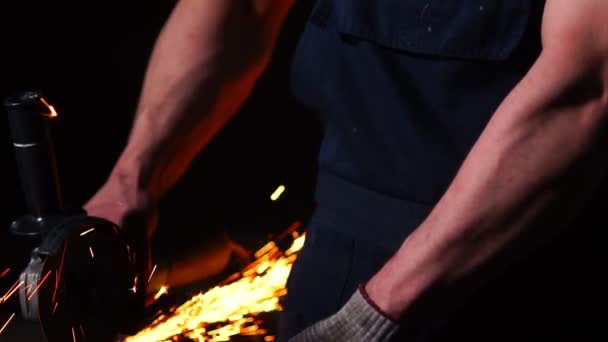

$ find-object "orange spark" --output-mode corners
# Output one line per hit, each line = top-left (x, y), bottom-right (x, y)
(79, 227), (95, 236)
(53, 302), (59, 315)
(270, 185), (286, 201)
(147, 265), (157, 283)
(89, 247), (95, 259)
(0, 268), (10, 279)
(1, 281), (24, 303)
(71, 326), (76, 342)
(285, 235), (305, 256)
(254, 241), (277, 259)
(125, 230), (307, 342)
(79, 325), (86, 338)
(53, 241), (68, 304)
(154, 286), (169, 301)
(48, 106), (58, 118)
(275, 221), (302, 241)
(1, 280), (20, 301)
(0, 313), (16, 335)
(40, 97), (58, 118)
(28, 271), (52, 301)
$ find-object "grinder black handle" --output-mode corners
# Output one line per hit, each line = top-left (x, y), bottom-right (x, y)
(4, 91), (63, 236)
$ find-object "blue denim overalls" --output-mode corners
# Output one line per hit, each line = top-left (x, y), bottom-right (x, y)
(279, 1), (606, 340)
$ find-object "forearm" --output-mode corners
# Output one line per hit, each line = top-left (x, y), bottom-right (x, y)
(367, 47), (608, 323)
(110, 0), (293, 201)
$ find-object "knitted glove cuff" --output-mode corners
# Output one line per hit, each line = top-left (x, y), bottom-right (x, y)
(333, 287), (400, 340)
(291, 287), (399, 341)
(358, 285), (399, 323)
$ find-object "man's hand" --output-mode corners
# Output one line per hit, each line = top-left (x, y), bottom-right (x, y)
(84, 173), (158, 292)
(83, 172), (161, 334)
(289, 287), (399, 342)
(84, 181), (157, 238)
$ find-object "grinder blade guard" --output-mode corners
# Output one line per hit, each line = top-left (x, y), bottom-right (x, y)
(5, 91), (139, 341)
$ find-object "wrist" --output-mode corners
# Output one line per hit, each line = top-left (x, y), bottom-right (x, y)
(364, 242), (447, 321)
(86, 151), (156, 215)
(340, 288), (399, 337)
(364, 267), (415, 321)
(359, 284), (399, 323)
(111, 149), (159, 202)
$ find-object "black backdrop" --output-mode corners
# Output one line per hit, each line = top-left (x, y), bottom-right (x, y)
(0, 0), (319, 333)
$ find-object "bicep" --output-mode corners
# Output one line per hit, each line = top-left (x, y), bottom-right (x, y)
(505, 0), (608, 115)
(165, 0), (294, 70)
(541, 0), (608, 70)
(482, 1), (608, 138)
(168, 0), (292, 42)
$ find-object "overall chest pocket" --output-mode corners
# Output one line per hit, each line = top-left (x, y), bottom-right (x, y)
(326, 0), (532, 61)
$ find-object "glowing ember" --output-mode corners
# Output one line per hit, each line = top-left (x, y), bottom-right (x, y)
(285, 235), (305, 257)
(125, 230), (306, 342)
(40, 97), (58, 118)
(270, 185), (286, 201)
(154, 286), (169, 301)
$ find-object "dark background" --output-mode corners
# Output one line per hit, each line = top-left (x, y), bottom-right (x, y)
(0, 1), (318, 340)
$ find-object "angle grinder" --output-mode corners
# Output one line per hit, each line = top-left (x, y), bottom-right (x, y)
(4, 91), (142, 341)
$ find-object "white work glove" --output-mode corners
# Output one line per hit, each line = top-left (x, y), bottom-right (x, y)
(289, 286), (399, 342)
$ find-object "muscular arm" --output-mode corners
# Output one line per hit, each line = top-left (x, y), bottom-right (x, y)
(106, 0), (294, 203)
(366, 0), (608, 326)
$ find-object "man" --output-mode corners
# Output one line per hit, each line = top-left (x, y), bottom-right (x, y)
(85, 0), (608, 340)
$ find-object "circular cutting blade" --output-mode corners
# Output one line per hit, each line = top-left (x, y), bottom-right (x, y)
(20, 219), (134, 342)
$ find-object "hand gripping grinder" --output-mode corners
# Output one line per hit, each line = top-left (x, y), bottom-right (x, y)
(4, 91), (142, 342)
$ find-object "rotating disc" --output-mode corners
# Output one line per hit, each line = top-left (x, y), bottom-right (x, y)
(19, 218), (135, 342)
